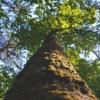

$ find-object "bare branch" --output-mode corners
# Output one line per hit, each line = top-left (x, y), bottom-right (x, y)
(93, 51), (100, 60)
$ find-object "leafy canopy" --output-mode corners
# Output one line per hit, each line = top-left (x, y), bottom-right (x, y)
(8, 0), (98, 54)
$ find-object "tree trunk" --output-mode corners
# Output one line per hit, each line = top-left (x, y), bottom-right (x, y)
(4, 33), (97, 100)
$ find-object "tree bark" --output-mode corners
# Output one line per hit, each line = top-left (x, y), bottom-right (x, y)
(4, 33), (97, 100)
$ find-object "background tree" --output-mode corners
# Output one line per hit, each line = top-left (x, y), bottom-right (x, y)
(0, 0), (100, 99)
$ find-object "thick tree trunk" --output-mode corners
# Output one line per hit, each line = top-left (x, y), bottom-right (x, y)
(4, 33), (97, 100)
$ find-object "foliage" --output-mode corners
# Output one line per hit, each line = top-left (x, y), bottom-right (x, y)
(0, 65), (15, 99)
(75, 59), (100, 98)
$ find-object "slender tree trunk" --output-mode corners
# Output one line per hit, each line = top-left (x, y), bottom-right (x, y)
(4, 33), (97, 100)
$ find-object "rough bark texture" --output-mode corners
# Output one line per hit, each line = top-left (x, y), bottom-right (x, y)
(4, 34), (97, 100)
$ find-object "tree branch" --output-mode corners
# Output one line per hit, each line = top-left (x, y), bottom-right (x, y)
(93, 51), (100, 60)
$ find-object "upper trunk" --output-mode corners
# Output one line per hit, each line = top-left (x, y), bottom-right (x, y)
(4, 33), (97, 100)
